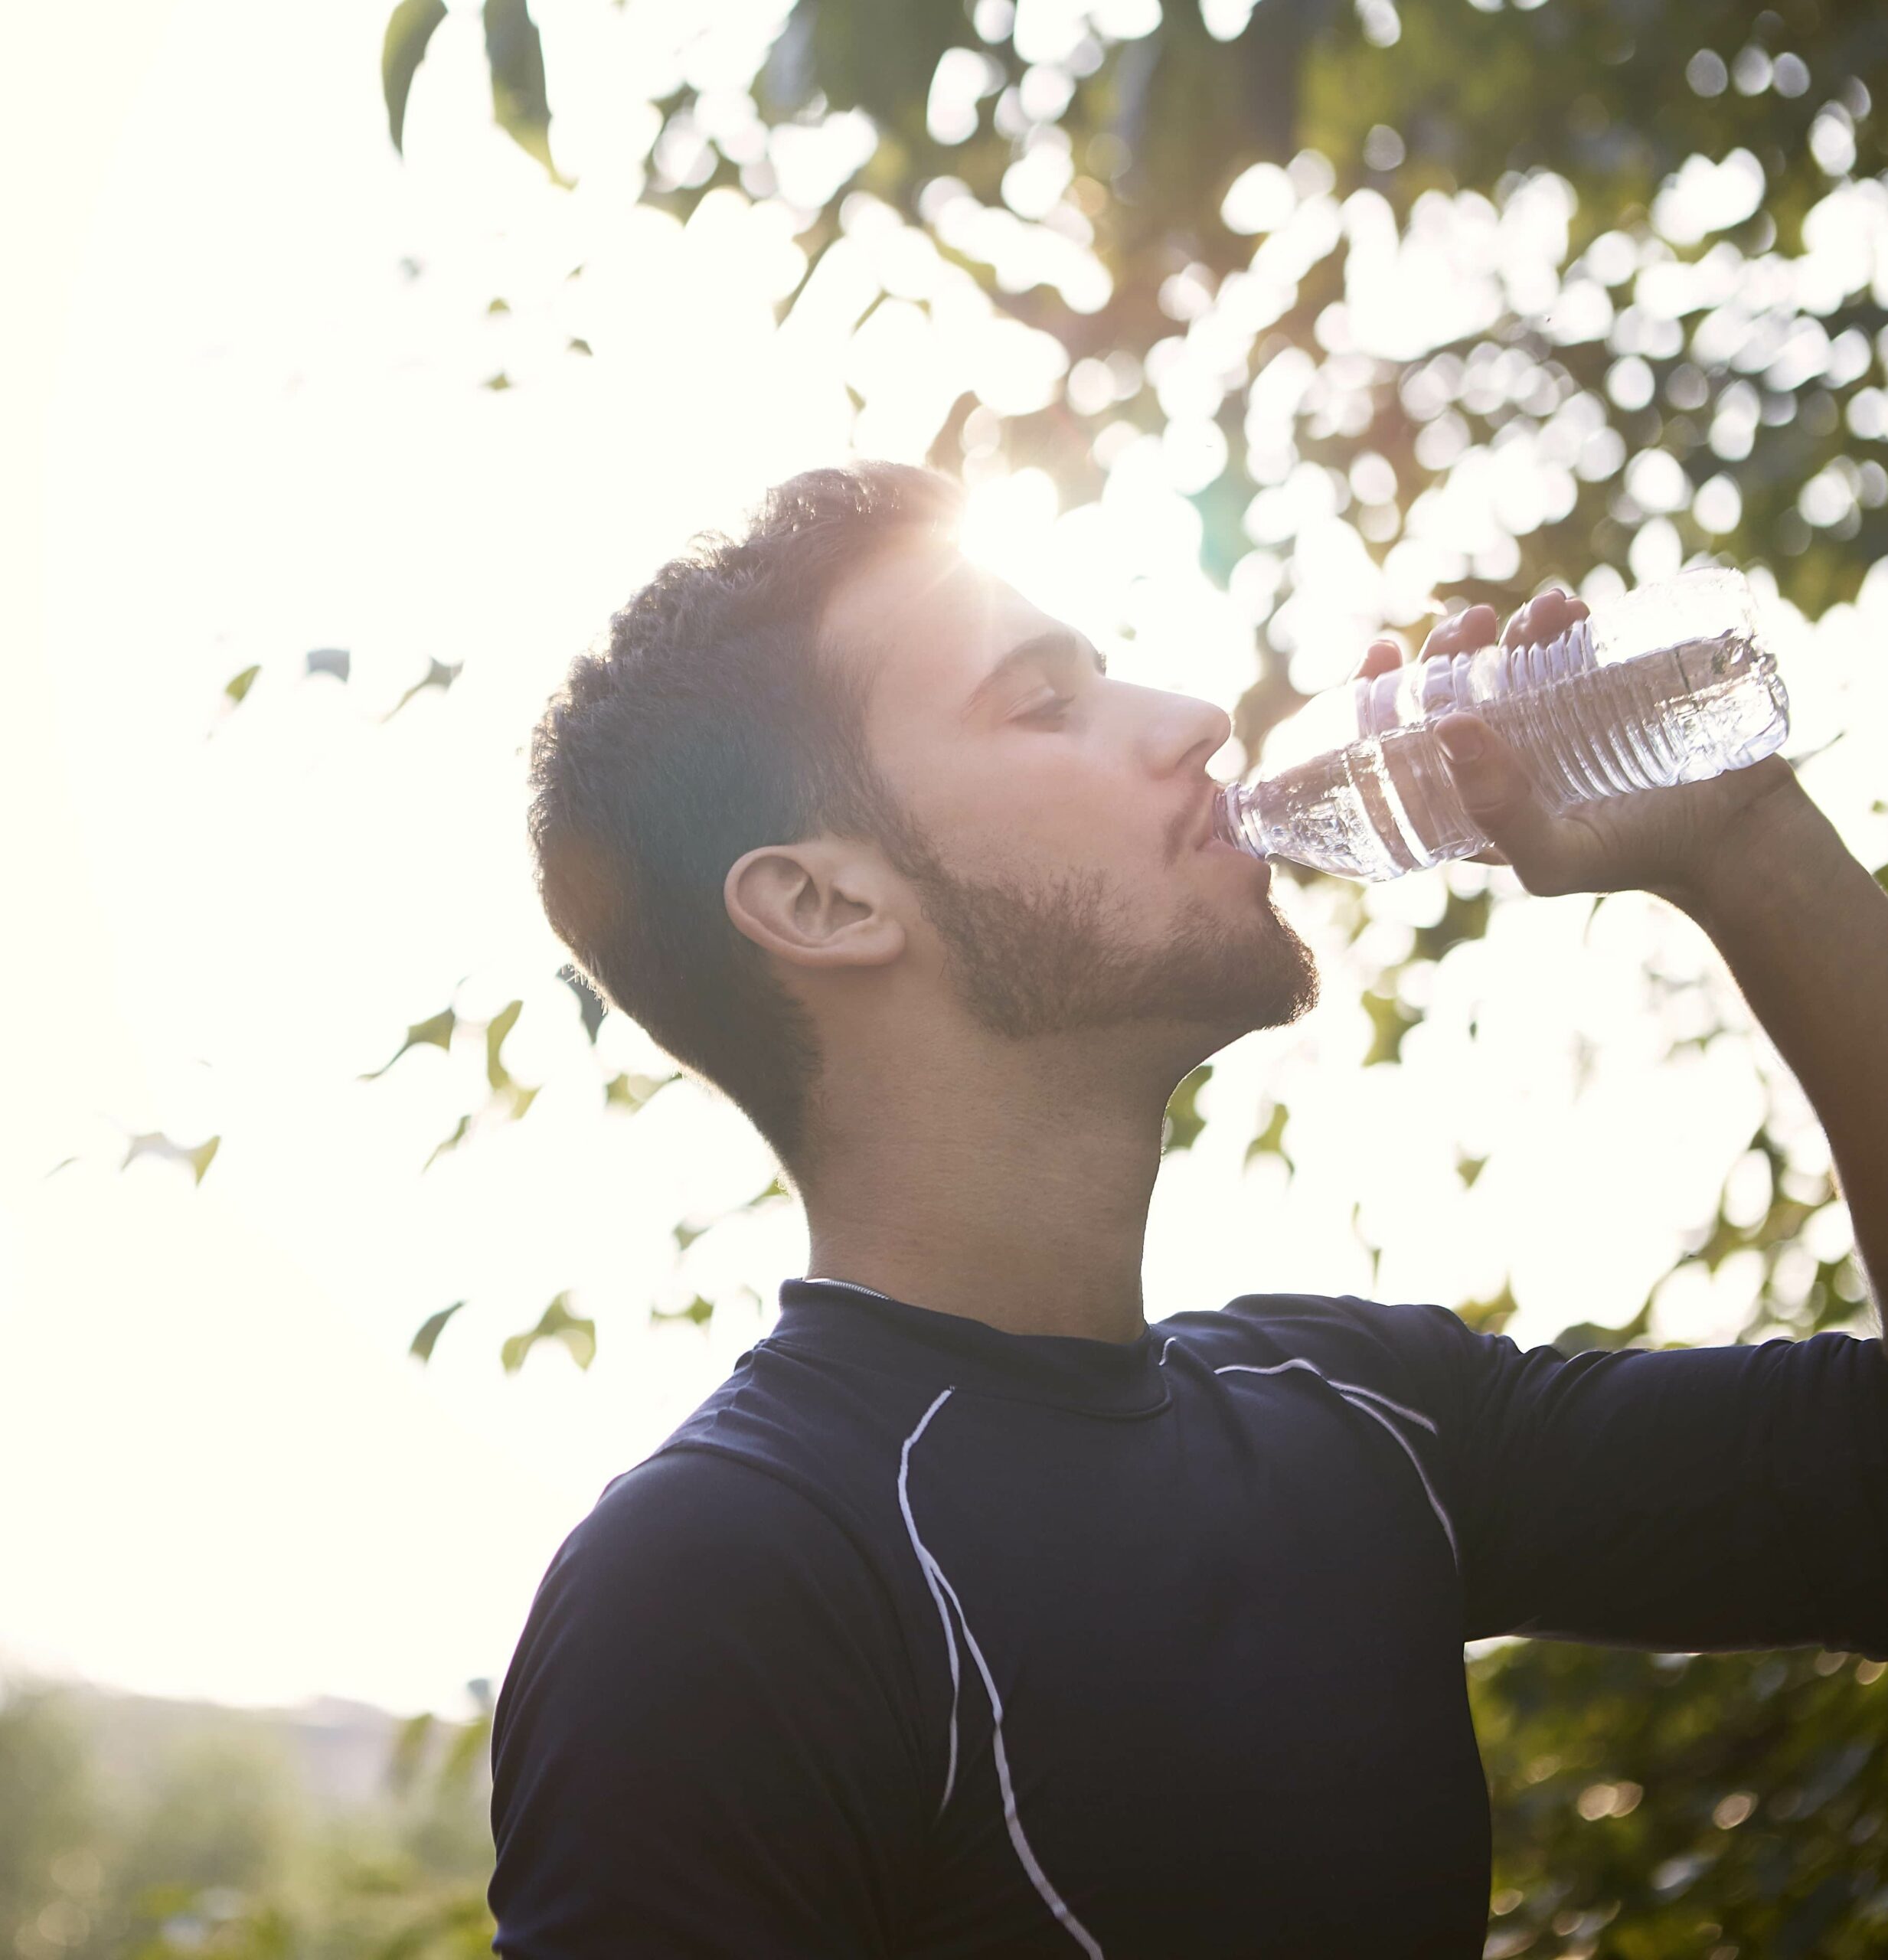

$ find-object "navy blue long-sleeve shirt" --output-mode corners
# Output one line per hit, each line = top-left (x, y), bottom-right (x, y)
(491, 1278), (1888, 1958)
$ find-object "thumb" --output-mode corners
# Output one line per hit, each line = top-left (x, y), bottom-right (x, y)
(1434, 713), (1556, 858)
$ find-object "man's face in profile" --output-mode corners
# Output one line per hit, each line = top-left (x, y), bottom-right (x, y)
(820, 541), (1319, 1049)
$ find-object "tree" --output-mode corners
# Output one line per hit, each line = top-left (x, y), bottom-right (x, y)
(351, 1), (1888, 1946)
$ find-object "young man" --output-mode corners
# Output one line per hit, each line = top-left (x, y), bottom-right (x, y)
(493, 462), (1886, 1957)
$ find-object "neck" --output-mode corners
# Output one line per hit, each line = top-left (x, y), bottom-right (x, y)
(801, 1031), (1185, 1345)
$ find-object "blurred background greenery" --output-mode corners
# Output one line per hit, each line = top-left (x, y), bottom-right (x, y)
(0, 1681), (493, 1959)
(8, 0), (1888, 1954)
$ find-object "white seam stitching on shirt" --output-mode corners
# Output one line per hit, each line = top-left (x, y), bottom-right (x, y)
(897, 1389), (961, 1818)
(1158, 1337), (1178, 1367)
(920, 1559), (1106, 1957)
(1214, 1361), (1459, 1569)
(900, 1401), (1105, 1955)
(1320, 1378), (1438, 1433)
(1333, 1393), (1461, 1570)
(806, 1276), (898, 1302)
(1213, 1360), (1435, 1429)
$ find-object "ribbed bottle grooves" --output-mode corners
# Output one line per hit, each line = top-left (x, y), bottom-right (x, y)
(1479, 642), (1743, 812)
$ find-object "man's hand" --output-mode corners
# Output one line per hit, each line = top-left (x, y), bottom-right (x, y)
(1356, 591), (1811, 906)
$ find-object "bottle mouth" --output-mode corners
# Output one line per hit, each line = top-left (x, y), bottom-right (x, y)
(1210, 785), (1237, 848)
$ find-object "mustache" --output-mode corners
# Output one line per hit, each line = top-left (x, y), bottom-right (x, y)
(1168, 788), (1207, 866)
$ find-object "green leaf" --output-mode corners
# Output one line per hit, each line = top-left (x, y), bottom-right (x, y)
(1455, 1284), (1517, 1336)
(409, 1299), (465, 1363)
(604, 1069), (679, 1112)
(674, 1176), (789, 1254)
(380, 656), (463, 724)
(484, 1000), (523, 1093)
(1161, 1063), (1214, 1154)
(223, 664), (261, 706)
(1360, 988), (1421, 1068)
(499, 1292), (596, 1374)
(119, 1132), (220, 1185)
(423, 1112), (472, 1171)
(1244, 1101), (1292, 1172)
(652, 1294), (714, 1328)
(1550, 1296), (1651, 1356)
(381, 0), (447, 155)
(483, 0), (563, 182)
(358, 1007), (456, 1080)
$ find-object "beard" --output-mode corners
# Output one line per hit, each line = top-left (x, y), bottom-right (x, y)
(891, 839), (1319, 1043)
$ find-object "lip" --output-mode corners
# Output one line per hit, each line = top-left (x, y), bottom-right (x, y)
(1194, 827), (1270, 882)
(1188, 792), (1223, 852)
(1200, 807), (1270, 886)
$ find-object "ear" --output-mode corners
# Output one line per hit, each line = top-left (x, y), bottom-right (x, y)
(724, 839), (907, 971)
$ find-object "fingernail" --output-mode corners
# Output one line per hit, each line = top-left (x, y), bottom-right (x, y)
(1439, 723), (1485, 765)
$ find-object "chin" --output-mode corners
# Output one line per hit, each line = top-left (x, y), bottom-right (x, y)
(1145, 892), (1313, 1023)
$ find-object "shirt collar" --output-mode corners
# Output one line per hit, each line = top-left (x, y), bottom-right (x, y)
(772, 1276), (1169, 1417)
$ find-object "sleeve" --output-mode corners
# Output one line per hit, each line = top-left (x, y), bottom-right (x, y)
(1355, 1304), (1888, 1656)
(488, 1447), (932, 1959)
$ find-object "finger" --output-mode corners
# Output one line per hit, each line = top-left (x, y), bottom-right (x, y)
(1351, 637), (1403, 683)
(1503, 586), (1589, 651)
(1434, 712), (1562, 871)
(1421, 603), (1498, 662)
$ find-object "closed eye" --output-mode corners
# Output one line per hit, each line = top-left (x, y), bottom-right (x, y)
(1016, 692), (1075, 724)
(968, 630), (1109, 722)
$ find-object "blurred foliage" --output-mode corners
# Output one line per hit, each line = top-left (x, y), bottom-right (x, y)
(119, 1132), (220, 1187)
(0, 1681), (493, 1960)
(384, 0), (1888, 753)
(1471, 1644), (1888, 1958)
(1160, 1060), (1213, 1151)
(351, 1), (1888, 1949)
(381, 0), (448, 157)
(498, 1290), (596, 1374)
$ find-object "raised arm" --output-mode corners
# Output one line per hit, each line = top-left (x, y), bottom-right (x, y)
(1367, 590), (1885, 1330)
(1663, 779), (1886, 1325)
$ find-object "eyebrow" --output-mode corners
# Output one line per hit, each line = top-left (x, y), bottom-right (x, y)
(962, 628), (1109, 717)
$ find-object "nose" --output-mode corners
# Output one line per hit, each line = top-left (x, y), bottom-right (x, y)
(1141, 688), (1234, 779)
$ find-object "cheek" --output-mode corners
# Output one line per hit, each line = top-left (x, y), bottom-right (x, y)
(886, 728), (1160, 869)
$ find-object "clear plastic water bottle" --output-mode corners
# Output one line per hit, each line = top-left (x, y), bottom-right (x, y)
(1213, 567), (1790, 881)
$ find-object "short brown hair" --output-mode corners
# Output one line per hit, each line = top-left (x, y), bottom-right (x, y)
(525, 462), (962, 1178)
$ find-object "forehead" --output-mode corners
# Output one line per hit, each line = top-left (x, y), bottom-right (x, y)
(818, 542), (1052, 717)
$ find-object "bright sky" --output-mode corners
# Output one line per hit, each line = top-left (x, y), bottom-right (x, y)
(4, 0), (1883, 1720)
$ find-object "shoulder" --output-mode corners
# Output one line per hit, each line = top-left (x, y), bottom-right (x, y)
(1158, 1292), (1491, 1419)
(496, 1447), (926, 1767)
(653, 1334), (955, 1512)
(490, 1453), (936, 1955)
(544, 1446), (884, 1625)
